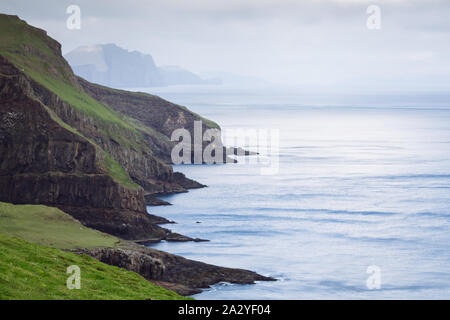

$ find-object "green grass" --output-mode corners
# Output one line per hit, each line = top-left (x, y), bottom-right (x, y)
(0, 15), (133, 130)
(0, 202), (191, 300)
(42, 105), (139, 189)
(0, 202), (119, 250)
(177, 104), (221, 130)
(0, 51), (142, 143)
(0, 14), (143, 189)
(0, 14), (57, 61)
(102, 154), (140, 189)
(78, 75), (221, 130)
(0, 53), (140, 189)
(0, 236), (188, 300)
(30, 64), (136, 131)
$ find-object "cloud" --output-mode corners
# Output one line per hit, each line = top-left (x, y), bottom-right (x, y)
(1, 0), (449, 91)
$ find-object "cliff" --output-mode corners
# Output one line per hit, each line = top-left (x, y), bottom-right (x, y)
(77, 77), (220, 164)
(0, 14), (213, 240)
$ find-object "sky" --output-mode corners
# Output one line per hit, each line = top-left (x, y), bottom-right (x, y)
(1, 0), (449, 92)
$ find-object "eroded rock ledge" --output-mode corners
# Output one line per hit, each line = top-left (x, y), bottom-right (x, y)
(74, 241), (275, 296)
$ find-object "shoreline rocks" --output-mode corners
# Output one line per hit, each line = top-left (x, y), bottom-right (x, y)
(74, 241), (275, 296)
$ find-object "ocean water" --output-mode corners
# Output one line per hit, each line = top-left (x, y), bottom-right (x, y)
(140, 85), (450, 299)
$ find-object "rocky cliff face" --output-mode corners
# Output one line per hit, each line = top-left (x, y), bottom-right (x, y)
(78, 78), (235, 166)
(0, 14), (274, 296)
(0, 14), (214, 240)
(5, 57), (192, 196)
(0, 56), (166, 239)
(78, 77), (220, 162)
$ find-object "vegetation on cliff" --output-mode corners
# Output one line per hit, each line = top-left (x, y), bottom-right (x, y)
(0, 14), (274, 299)
(0, 14), (219, 194)
(0, 236), (188, 300)
(0, 202), (190, 299)
(0, 14), (149, 188)
(0, 14), (219, 240)
(0, 202), (119, 249)
(0, 201), (273, 297)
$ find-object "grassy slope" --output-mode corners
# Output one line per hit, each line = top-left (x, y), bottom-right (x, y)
(0, 15), (134, 131)
(0, 202), (189, 300)
(0, 202), (119, 250)
(86, 81), (221, 130)
(0, 14), (138, 189)
(0, 236), (188, 300)
(41, 105), (139, 190)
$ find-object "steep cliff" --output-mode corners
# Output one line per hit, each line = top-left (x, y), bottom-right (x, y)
(78, 78), (237, 166)
(0, 55), (166, 240)
(0, 14), (215, 240)
(77, 77), (220, 163)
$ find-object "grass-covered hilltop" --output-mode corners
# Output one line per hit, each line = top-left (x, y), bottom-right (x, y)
(0, 14), (274, 299)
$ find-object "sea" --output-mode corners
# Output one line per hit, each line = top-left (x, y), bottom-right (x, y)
(135, 84), (450, 299)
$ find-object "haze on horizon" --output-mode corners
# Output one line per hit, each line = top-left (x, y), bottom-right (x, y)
(1, 0), (450, 93)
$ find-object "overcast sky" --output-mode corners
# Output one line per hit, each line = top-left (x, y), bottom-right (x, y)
(1, 0), (450, 92)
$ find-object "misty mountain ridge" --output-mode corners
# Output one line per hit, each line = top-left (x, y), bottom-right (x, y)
(65, 43), (220, 88)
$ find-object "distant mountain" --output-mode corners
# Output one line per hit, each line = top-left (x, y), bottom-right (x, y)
(65, 44), (162, 88)
(64, 44), (219, 88)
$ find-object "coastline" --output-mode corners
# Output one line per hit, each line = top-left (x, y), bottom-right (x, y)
(0, 14), (274, 299)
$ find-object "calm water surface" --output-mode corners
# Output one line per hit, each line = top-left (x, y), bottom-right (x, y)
(138, 86), (450, 299)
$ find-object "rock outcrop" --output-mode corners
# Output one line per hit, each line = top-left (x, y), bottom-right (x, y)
(75, 242), (275, 296)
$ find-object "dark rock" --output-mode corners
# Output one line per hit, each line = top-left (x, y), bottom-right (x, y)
(172, 172), (206, 189)
(0, 56), (195, 242)
(133, 232), (208, 245)
(150, 281), (201, 296)
(165, 232), (209, 242)
(226, 146), (259, 156)
(144, 194), (172, 206)
(0, 16), (274, 298)
(74, 242), (276, 296)
(0, 17), (212, 241)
